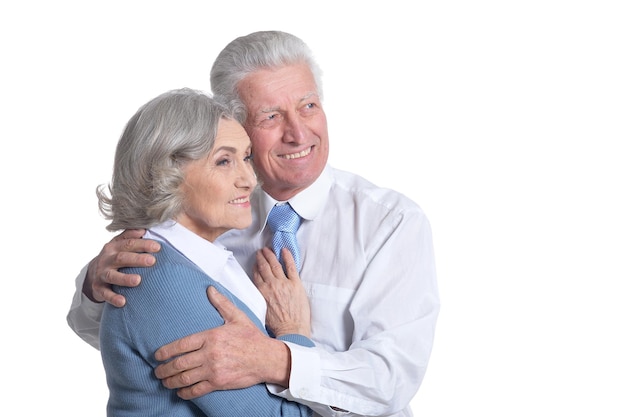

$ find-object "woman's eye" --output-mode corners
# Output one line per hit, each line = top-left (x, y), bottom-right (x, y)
(217, 158), (231, 166)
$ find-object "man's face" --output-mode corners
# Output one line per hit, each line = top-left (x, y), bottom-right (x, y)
(238, 62), (329, 201)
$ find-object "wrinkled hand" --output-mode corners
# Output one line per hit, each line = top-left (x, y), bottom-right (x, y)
(84, 229), (160, 307)
(253, 247), (311, 338)
(154, 286), (291, 399)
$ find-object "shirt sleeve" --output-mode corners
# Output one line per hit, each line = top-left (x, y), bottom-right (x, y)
(66, 263), (103, 350)
(268, 209), (440, 417)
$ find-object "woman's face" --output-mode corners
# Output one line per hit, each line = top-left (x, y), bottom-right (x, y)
(176, 118), (257, 242)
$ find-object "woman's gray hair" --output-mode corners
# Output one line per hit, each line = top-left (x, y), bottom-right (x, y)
(97, 88), (234, 231)
(210, 30), (324, 124)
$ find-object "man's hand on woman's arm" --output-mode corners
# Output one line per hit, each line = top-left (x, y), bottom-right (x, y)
(154, 286), (293, 399)
(154, 248), (309, 400)
(83, 228), (161, 307)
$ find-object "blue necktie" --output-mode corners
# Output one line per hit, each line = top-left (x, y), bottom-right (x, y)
(267, 203), (302, 272)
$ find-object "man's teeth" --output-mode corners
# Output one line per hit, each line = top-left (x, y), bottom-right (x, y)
(283, 147), (311, 160)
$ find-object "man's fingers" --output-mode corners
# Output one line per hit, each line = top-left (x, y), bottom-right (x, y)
(155, 349), (205, 381)
(127, 237), (161, 254)
(112, 251), (157, 269)
(158, 359), (207, 390)
(100, 269), (142, 287)
(85, 230), (161, 305)
(176, 381), (215, 400)
(97, 288), (127, 308)
(207, 286), (242, 323)
(154, 333), (204, 363)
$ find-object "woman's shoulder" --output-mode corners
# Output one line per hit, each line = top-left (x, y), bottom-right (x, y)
(117, 241), (211, 294)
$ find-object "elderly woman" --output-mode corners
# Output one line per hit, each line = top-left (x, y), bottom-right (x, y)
(97, 88), (312, 417)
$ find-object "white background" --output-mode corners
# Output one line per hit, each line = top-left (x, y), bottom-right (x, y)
(1, 1), (625, 415)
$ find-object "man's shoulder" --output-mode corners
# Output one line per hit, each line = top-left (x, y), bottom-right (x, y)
(329, 166), (422, 213)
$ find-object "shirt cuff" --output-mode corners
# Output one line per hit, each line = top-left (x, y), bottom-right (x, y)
(266, 341), (321, 400)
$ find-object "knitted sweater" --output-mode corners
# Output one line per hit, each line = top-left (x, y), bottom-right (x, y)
(100, 242), (313, 417)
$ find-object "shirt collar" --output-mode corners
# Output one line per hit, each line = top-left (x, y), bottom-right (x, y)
(145, 221), (230, 278)
(257, 165), (333, 232)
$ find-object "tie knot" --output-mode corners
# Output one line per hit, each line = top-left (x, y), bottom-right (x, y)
(268, 203), (301, 233)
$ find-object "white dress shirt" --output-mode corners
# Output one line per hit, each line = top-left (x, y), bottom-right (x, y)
(67, 165), (440, 417)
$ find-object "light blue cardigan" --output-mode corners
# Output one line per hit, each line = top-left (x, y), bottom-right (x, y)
(100, 242), (313, 417)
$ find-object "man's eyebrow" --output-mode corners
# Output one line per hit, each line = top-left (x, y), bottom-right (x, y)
(257, 92), (319, 114)
(301, 92), (317, 101)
